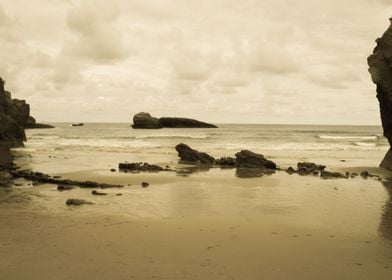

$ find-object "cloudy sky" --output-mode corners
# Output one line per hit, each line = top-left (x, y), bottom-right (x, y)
(0, 0), (391, 124)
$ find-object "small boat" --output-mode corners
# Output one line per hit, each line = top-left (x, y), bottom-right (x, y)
(71, 123), (84, 127)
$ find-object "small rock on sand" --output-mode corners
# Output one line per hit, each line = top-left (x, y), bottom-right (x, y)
(65, 199), (93, 206)
(91, 190), (107, 196)
(141, 182), (149, 188)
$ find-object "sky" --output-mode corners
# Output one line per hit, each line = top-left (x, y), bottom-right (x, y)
(0, 0), (391, 124)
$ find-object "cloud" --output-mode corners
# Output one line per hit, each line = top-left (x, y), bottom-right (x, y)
(65, 0), (129, 63)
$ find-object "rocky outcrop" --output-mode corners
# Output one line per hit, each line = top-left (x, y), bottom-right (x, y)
(0, 77), (30, 148)
(25, 116), (54, 129)
(235, 150), (277, 169)
(118, 162), (165, 172)
(368, 18), (392, 170)
(159, 117), (217, 128)
(132, 112), (217, 129)
(175, 143), (215, 164)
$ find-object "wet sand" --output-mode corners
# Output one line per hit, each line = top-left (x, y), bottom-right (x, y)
(1, 168), (392, 279)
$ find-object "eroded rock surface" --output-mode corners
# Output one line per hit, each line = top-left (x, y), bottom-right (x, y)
(368, 18), (392, 170)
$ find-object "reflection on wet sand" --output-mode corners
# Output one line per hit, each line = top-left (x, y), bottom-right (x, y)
(175, 165), (276, 178)
(380, 179), (392, 240)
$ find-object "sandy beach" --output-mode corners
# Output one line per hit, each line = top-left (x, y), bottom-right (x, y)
(1, 162), (392, 279)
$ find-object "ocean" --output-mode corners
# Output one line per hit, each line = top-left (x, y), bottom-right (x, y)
(12, 123), (389, 174)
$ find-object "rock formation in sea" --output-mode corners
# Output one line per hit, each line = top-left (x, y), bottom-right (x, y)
(25, 116), (54, 129)
(368, 18), (392, 170)
(132, 112), (217, 129)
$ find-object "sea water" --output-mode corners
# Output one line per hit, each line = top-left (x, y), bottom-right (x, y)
(13, 123), (389, 173)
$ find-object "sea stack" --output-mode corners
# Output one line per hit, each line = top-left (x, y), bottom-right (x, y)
(132, 112), (217, 129)
(368, 18), (392, 170)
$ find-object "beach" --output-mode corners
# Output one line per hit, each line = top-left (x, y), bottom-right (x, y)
(1, 123), (392, 279)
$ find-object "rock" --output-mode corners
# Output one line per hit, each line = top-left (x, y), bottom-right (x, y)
(65, 199), (93, 206)
(159, 117), (217, 128)
(110, 168), (116, 172)
(118, 162), (164, 172)
(360, 171), (371, 178)
(320, 170), (347, 179)
(215, 157), (236, 167)
(368, 18), (392, 170)
(141, 182), (149, 188)
(286, 166), (296, 174)
(24, 116), (54, 129)
(297, 162), (326, 175)
(0, 76), (30, 148)
(57, 184), (74, 191)
(235, 150), (277, 169)
(132, 112), (162, 129)
(10, 169), (124, 189)
(131, 112), (217, 129)
(92, 190), (107, 195)
(175, 143), (215, 164)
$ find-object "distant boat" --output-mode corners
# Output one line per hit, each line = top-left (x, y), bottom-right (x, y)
(71, 123), (84, 127)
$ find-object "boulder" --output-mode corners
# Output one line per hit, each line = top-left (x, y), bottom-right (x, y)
(175, 143), (215, 164)
(368, 18), (392, 170)
(132, 112), (162, 129)
(235, 150), (277, 169)
(131, 112), (217, 129)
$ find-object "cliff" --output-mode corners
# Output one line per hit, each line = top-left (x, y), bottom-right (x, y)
(368, 18), (392, 170)
(132, 112), (217, 129)
(0, 77), (30, 149)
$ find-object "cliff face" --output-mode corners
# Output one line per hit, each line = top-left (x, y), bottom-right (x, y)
(368, 18), (392, 170)
(0, 77), (30, 149)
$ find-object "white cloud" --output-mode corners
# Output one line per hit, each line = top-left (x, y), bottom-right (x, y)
(0, 0), (390, 124)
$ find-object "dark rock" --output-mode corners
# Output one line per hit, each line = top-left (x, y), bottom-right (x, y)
(159, 117), (217, 128)
(175, 143), (215, 164)
(320, 170), (347, 179)
(116, 193), (123, 196)
(118, 162), (164, 172)
(71, 123), (84, 127)
(131, 112), (217, 129)
(132, 112), (162, 129)
(235, 150), (277, 169)
(0, 76), (30, 148)
(286, 166), (296, 174)
(92, 190), (107, 195)
(65, 199), (93, 206)
(24, 116), (54, 129)
(100, 183), (123, 189)
(297, 162), (326, 175)
(110, 168), (116, 172)
(216, 157), (236, 167)
(10, 169), (123, 189)
(57, 185), (74, 191)
(141, 182), (149, 188)
(368, 18), (392, 170)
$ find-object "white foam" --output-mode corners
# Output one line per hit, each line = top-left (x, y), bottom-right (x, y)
(318, 135), (379, 140)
